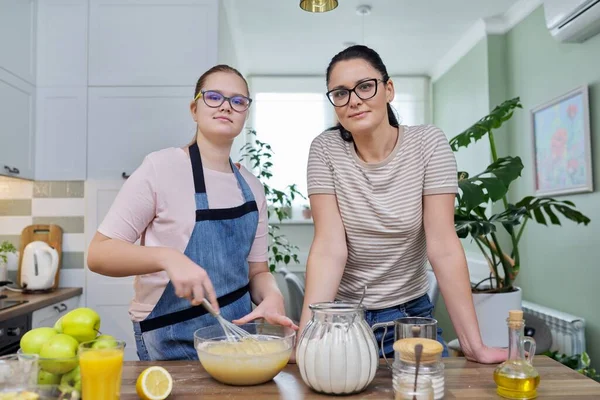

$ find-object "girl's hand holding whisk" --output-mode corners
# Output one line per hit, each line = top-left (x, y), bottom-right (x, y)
(161, 248), (219, 311)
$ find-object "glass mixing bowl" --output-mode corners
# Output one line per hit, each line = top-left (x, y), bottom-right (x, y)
(194, 322), (295, 386)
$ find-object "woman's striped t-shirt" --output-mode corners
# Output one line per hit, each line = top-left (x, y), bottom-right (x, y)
(306, 124), (459, 309)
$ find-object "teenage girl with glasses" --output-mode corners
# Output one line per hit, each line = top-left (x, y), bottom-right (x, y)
(88, 65), (297, 361)
(294, 45), (508, 365)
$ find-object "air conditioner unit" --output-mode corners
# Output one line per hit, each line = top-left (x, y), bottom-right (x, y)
(544, 0), (600, 43)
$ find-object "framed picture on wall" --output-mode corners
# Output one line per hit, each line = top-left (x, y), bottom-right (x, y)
(530, 85), (593, 196)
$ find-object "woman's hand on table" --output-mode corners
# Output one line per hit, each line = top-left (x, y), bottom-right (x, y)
(466, 345), (509, 364)
(232, 294), (299, 330)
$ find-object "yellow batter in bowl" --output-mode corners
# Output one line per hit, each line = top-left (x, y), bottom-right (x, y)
(194, 323), (295, 386)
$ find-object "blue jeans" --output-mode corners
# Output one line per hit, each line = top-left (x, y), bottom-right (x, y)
(366, 293), (449, 359)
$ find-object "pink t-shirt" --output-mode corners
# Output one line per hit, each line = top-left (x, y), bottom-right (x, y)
(97, 147), (268, 322)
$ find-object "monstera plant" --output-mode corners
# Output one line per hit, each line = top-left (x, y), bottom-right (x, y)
(239, 129), (305, 272)
(450, 98), (591, 293)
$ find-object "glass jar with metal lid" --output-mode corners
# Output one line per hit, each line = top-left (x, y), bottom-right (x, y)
(392, 337), (445, 400)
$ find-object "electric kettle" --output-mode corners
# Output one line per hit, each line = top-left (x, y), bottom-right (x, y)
(20, 241), (59, 291)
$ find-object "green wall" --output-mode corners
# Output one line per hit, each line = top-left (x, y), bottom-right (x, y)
(432, 39), (491, 343)
(432, 5), (600, 368)
(505, 7), (600, 368)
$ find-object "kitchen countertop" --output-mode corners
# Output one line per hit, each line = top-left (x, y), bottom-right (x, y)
(0, 287), (83, 321)
(118, 356), (600, 399)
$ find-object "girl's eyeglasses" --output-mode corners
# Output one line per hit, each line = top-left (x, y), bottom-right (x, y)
(194, 90), (252, 112)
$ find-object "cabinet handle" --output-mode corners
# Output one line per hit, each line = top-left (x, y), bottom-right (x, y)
(122, 172), (130, 179)
(54, 303), (68, 313)
(4, 165), (20, 174)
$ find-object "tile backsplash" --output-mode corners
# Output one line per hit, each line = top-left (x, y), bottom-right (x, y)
(0, 176), (86, 285)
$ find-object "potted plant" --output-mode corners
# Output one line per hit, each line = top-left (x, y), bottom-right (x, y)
(0, 240), (18, 283)
(239, 129), (305, 272)
(449, 98), (591, 347)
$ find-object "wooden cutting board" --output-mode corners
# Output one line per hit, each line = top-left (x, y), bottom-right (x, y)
(17, 224), (63, 291)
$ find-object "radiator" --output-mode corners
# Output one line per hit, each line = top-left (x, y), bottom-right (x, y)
(522, 300), (586, 356)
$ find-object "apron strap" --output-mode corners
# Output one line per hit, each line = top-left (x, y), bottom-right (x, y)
(139, 283), (250, 333)
(189, 142), (206, 194)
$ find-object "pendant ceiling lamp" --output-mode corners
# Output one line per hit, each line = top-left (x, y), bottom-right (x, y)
(299, 0), (338, 13)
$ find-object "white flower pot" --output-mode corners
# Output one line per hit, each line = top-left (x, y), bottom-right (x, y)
(472, 286), (522, 348)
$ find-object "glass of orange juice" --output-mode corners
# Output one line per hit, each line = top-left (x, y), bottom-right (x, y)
(78, 338), (126, 400)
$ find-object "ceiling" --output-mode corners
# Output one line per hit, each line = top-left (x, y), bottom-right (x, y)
(223, 0), (522, 77)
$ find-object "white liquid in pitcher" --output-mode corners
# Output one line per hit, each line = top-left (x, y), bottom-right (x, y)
(296, 322), (377, 394)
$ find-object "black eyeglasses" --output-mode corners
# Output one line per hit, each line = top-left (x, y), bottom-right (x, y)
(194, 90), (253, 112)
(326, 78), (385, 107)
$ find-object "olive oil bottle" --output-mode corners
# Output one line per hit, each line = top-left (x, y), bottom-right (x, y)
(493, 310), (540, 399)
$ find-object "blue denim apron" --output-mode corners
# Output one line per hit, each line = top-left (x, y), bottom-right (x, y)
(132, 142), (258, 361)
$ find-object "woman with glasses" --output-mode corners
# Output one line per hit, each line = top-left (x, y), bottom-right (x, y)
(296, 45), (507, 364)
(88, 64), (296, 361)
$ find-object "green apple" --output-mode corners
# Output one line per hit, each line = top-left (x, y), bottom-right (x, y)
(60, 365), (81, 393)
(38, 369), (62, 385)
(91, 334), (118, 349)
(54, 316), (64, 333)
(61, 308), (101, 343)
(39, 334), (79, 374)
(20, 327), (58, 354)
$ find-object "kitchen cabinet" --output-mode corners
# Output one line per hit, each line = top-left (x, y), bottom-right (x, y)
(31, 295), (81, 329)
(85, 0), (218, 180)
(0, 69), (36, 180)
(86, 87), (197, 180)
(34, 0), (89, 181)
(0, 0), (37, 180)
(1, 0), (219, 181)
(88, 0), (218, 87)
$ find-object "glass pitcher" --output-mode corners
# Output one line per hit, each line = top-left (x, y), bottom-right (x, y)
(372, 316), (438, 369)
(493, 310), (540, 400)
(296, 301), (379, 395)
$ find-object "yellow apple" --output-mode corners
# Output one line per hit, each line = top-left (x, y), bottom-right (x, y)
(53, 316), (64, 333)
(91, 334), (118, 349)
(39, 334), (79, 374)
(38, 369), (62, 385)
(59, 365), (81, 393)
(61, 308), (101, 343)
(20, 327), (58, 354)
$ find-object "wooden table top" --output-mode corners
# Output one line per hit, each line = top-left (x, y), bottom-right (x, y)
(119, 356), (600, 399)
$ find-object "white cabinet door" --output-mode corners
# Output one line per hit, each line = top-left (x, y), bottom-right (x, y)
(36, 0), (88, 88)
(0, 0), (36, 180)
(35, 88), (87, 180)
(0, 69), (35, 180)
(31, 296), (82, 329)
(34, 0), (88, 181)
(85, 181), (137, 361)
(86, 87), (196, 180)
(88, 0), (218, 86)
(0, 0), (37, 85)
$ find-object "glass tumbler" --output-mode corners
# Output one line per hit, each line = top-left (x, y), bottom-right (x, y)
(0, 353), (39, 391)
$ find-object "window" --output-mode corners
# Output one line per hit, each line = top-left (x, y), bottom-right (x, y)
(254, 92), (328, 203)
(241, 76), (430, 221)
(390, 76), (430, 126)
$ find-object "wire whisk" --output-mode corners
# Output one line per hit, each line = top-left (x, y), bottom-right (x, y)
(201, 298), (257, 343)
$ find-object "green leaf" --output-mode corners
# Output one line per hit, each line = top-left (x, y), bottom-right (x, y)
(533, 207), (547, 225)
(454, 214), (497, 238)
(449, 97), (523, 151)
(515, 196), (591, 226)
(456, 157), (523, 212)
(582, 352), (591, 368)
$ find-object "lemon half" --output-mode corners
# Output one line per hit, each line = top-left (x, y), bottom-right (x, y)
(136, 366), (173, 400)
